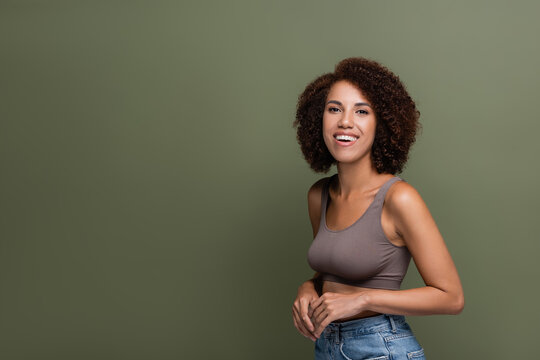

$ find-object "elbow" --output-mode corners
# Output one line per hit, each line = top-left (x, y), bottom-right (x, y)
(449, 292), (465, 315)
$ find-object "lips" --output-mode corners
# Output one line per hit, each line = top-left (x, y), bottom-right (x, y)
(334, 135), (358, 141)
(333, 134), (359, 146)
(333, 131), (359, 138)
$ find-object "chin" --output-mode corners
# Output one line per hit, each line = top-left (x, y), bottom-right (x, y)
(333, 153), (369, 164)
(334, 157), (361, 164)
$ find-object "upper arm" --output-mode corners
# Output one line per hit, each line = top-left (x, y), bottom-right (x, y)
(388, 182), (464, 301)
(307, 178), (328, 239)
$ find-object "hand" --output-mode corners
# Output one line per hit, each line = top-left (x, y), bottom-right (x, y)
(308, 291), (368, 338)
(292, 281), (319, 341)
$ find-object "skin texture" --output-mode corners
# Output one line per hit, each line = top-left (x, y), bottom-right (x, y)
(291, 80), (465, 342)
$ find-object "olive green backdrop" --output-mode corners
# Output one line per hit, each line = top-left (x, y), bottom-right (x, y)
(1, 1), (539, 359)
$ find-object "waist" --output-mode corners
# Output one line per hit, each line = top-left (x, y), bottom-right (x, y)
(332, 311), (383, 323)
(320, 273), (402, 290)
(324, 314), (407, 337)
(320, 278), (385, 322)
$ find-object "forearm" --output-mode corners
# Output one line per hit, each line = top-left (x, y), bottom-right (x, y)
(361, 286), (464, 316)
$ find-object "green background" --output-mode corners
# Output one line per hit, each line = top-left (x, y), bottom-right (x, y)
(1, 1), (539, 359)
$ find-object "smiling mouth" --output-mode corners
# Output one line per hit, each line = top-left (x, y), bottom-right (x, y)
(334, 135), (359, 143)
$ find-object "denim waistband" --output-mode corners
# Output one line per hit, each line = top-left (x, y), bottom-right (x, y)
(323, 314), (406, 340)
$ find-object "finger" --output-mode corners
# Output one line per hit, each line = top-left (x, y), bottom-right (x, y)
(299, 299), (315, 332)
(292, 312), (305, 337)
(308, 299), (317, 317)
(292, 306), (308, 334)
(314, 316), (335, 338)
(313, 316), (333, 338)
(310, 295), (323, 310)
(292, 307), (309, 337)
(294, 301), (313, 333)
(313, 310), (329, 337)
(292, 300), (301, 314)
(293, 313), (314, 341)
(293, 306), (316, 341)
(309, 301), (326, 331)
(311, 301), (326, 321)
(313, 311), (329, 334)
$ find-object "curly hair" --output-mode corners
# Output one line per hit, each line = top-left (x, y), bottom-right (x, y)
(293, 57), (422, 174)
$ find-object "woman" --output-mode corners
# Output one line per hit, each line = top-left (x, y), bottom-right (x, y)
(292, 57), (464, 360)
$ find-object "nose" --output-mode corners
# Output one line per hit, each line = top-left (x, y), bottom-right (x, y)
(338, 109), (354, 128)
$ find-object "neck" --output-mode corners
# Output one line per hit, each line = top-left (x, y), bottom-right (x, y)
(335, 156), (383, 199)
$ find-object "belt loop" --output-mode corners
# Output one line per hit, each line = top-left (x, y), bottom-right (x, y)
(387, 314), (397, 333)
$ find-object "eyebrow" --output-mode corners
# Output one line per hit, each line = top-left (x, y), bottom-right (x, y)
(326, 100), (372, 108)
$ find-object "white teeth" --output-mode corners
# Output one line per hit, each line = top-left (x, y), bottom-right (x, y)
(335, 135), (358, 141)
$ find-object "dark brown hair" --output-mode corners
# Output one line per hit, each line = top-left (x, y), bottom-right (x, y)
(293, 57), (421, 174)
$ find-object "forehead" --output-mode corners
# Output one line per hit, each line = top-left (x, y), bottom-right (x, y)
(327, 80), (369, 103)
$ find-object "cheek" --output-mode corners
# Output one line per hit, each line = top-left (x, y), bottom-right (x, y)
(322, 133), (333, 149)
(322, 117), (332, 138)
(366, 126), (378, 148)
(321, 113), (329, 128)
(362, 118), (377, 136)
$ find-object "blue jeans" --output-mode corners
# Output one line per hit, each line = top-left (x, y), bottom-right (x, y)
(314, 314), (425, 360)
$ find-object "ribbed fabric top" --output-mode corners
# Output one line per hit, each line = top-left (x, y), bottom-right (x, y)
(307, 174), (411, 290)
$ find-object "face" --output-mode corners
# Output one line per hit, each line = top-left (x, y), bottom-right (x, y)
(322, 80), (377, 164)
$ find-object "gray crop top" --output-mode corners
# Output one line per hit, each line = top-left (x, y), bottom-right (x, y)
(307, 174), (411, 290)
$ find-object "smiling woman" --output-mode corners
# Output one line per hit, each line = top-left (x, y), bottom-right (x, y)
(291, 58), (464, 360)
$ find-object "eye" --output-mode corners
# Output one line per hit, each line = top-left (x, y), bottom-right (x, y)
(356, 109), (369, 115)
(328, 107), (340, 113)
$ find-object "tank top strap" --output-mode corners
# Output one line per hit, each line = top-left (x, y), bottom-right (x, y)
(371, 176), (404, 207)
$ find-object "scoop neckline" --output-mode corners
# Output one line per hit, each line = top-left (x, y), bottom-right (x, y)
(323, 174), (399, 233)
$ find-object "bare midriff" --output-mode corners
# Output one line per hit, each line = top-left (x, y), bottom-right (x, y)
(321, 280), (382, 322)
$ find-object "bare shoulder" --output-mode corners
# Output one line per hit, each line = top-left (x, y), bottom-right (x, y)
(307, 176), (332, 237)
(385, 179), (437, 243)
(386, 179), (425, 208)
